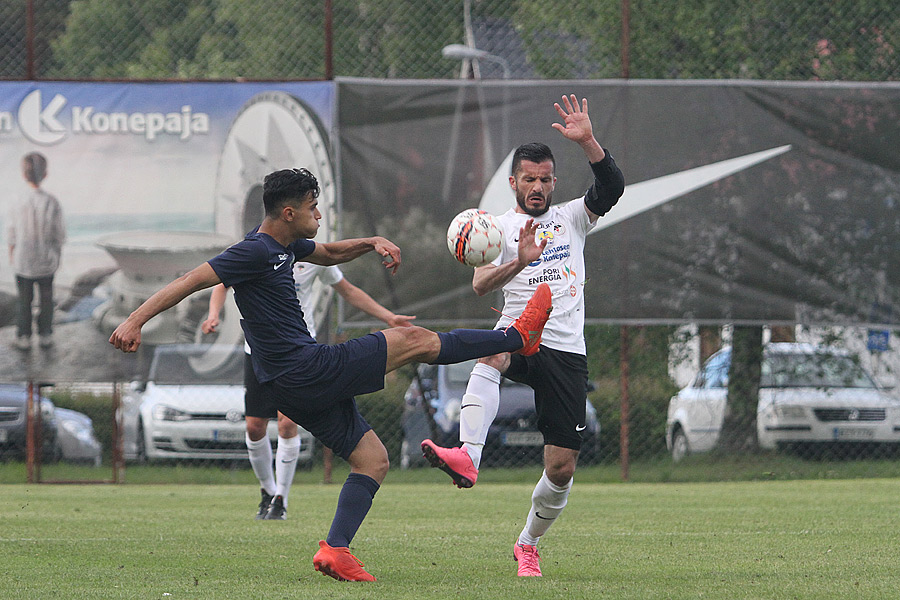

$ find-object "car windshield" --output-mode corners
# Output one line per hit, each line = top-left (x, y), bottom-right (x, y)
(149, 344), (244, 385)
(761, 352), (877, 389)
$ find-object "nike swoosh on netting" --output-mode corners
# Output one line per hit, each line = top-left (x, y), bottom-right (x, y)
(478, 146), (791, 227)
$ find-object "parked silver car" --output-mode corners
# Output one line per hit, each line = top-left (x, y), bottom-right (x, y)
(121, 343), (314, 463)
(0, 384), (60, 462)
(56, 407), (103, 466)
(666, 342), (900, 460)
(403, 359), (600, 468)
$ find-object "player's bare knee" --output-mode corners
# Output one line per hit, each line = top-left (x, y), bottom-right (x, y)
(350, 431), (390, 482)
(245, 420), (268, 440)
(375, 450), (390, 479)
(545, 450), (577, 485)
(358, 448), (389, 482)
(277, 421), (298, 438)
(547, 464), (576, 486)
(477, 353), (509, 373)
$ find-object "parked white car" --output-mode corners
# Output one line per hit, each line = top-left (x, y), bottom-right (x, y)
(122, 344), (314, 463)
(666, 343), (900, 460)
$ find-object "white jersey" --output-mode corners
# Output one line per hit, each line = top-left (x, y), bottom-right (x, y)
(6, 186), (66, 278)
(244, 263), (343, 353)
(492, 200), (595, 355)
(292, 262), (343, 340)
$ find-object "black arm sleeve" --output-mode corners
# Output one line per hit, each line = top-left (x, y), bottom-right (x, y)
(584, 149), (626, 217)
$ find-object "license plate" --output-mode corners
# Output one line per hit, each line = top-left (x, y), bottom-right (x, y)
(213, 429), (244, 442)
(0, 429), (7, 443)
(502, 431), (544, 446)
(832, 427), (874, 441)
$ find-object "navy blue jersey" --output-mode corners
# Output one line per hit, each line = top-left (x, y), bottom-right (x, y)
(208, 231), (317, 383)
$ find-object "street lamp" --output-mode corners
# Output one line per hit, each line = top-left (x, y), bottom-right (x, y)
(441, 43), (511, 79)
(440, 44), (511, 206)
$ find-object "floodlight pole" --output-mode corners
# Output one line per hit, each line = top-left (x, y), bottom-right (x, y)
(440, 44), (511, 203)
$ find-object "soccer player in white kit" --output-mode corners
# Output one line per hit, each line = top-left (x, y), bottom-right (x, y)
(422, 94), (625, 577)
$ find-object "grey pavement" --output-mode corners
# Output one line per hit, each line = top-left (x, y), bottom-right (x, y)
(0, 317), (143, 384)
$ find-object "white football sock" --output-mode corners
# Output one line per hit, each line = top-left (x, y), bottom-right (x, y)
(274, 435), (301, 506)
(246, 433), (275, 495)
(518, 470), (572, 547)
(459, 363), (501, 469)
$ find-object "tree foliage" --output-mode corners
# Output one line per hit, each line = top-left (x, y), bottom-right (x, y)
(10, 0), (895, 80)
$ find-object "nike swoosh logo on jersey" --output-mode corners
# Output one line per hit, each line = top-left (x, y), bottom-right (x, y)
(575, 424), (586, 432)
(274, 261), (286, 270)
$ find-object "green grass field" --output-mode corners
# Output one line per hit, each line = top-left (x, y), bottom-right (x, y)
(4, 475), (900, 599)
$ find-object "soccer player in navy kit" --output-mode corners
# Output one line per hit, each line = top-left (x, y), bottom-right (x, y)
(202, 264), (415, 522)
(110, 167), (553, 582)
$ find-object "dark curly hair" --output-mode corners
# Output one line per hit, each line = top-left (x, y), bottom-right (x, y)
(262, 168), (320, 216)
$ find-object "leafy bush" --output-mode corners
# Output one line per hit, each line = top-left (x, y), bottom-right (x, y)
(590, 375), (676, 462)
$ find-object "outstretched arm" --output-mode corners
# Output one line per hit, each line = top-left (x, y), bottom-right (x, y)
(552, 94), (625, 221)
(305, 236), (402, 274)
(332, 278), (415, 327)
(472, 218), (546, 296)
(201, 283), (228, 334)
(110, 262), (221, 353)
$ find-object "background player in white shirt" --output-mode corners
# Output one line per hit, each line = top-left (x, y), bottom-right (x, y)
(422, 94), (625, 576)
(202, 263), (414, 520)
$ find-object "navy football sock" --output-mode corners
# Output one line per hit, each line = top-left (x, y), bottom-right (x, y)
(325, 473), (380, 548)
(433, 328), (524, 364)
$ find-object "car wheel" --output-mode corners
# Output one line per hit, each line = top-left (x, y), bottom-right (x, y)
(671, 427), (690, 462)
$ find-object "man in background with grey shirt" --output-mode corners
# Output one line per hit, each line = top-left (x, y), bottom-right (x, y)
(7, 152), (67, 351)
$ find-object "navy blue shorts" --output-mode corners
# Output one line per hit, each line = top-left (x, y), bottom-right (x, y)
(244, 353), (277, 419)
(505, 346), (589, 451)
(263, 332), (388, 460)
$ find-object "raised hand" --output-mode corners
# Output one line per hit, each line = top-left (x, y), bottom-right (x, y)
(551, 94), (594, 145)
(517, 218), (548, 266)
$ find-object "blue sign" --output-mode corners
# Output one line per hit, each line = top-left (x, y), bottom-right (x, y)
(867, 329), (890, 353)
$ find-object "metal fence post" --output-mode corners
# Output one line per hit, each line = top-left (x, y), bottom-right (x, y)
(619, 325), (630, 481)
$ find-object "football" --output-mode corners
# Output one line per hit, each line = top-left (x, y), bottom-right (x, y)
(446, 208), (503, 267)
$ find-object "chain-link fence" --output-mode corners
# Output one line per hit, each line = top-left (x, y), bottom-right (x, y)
(3, 1), (900, 484)
(8, 321), (900, 485)
(3, 0), (900, 81)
